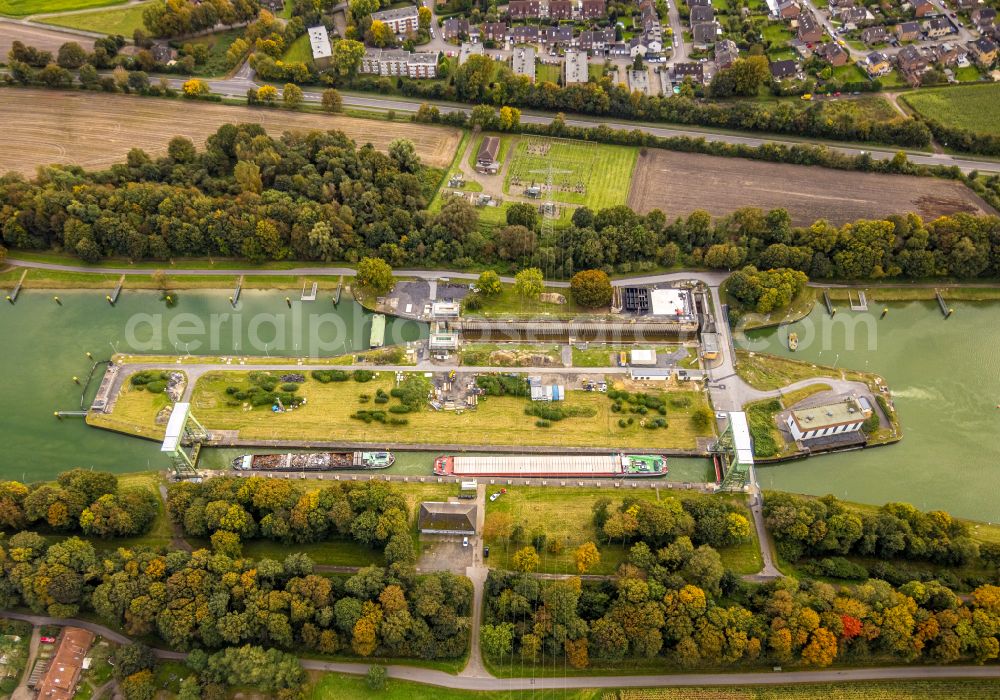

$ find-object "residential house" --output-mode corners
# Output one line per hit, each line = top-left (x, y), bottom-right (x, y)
(828, 0), (855, 9)
(443, 18), (470, 41)
(861, 25), (889, 44)
(690, 5), (715, 22)
(578, 28), (615, 53)
(896, 44), (928, 76)
(371, 6), (420, 34)
(839, 7), (869, 28)
(458, 42), (484, 64)
(862, 50), (892, 76)
(510, 25), (540, 45)
(715, 38), (740, 68)
(541, 26), (574, 47)
(672, 61), (705, 82)
(969, 36), (997, 66)
(563, 49), (589, 83)
(688, 0), (712, 6)
(816, 41), (849, 65)
(952, 0), (976, 9)
(924, 17), (954, 37)
(972, 7), (997, 29)
(777, 0), (801, 19)
(307, 25), (332, 69)
(511, 46), (536, 80)
(549, 0), (574, 19)
(895, 21), (922, 41)
(797, 13), (823, 43)
(508, 0), (543, 18)
(769, 58), (799, 79)
(930, 41), (968, 65)
(482, 22), (508, 43)
(692, 22), (720, 47)
(913, 0), (936, 17)
(608, 42), (631, 56)
(581, 0), (607, 19)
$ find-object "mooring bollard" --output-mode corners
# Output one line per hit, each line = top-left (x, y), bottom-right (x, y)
(54, 296), (61, 305)
(72, 376), (80, 384)
(881, 307), (888, 319)
(285, 297), (291, 308)
(106, 295), (113, 305)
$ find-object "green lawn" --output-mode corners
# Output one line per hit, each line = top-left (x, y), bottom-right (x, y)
(954, 65), (983, 83)
(185, 29), (244, 77)
(282, 33), (313, 64)
(830, 64), (867, 84)
(484, 487), (761, 575)
(503, 136), (637, 210)
(761, 22), (793, 44)
(536, 62), (561, 84)
(471, 284), (586, 318)
(900, 82), (1000, 134)
(0, 0), (123, 16)
(39, 0), (153, 35)
(735, 349), (843, 391)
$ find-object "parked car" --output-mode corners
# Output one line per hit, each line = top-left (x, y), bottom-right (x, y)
(462, 536), (469, 547)
(40, 636), (56, 644)
(483, 545), (490, 558)
(490, 492), (501, 502)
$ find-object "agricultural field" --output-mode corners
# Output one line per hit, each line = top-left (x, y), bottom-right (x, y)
(0, 0), (122, 16)
(102, 370), (718, 450)
(900, 83), (1000, 134)
(484, 487), (761, 575)
(0, 89), (462, 176)
(504, 137), (637, 210)
(627, 149), (996, 225)
(0, 21), (94, 58)
(38, 0), (151, 34)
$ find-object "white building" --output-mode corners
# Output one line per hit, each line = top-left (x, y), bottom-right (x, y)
(630, 348), (657, 366)
(785, 397), (872, 442)
(563, 49), (589, 84)
(308, 25), (332, 68)
(512, 47), (536, 81)
(459, 42), (484, 65)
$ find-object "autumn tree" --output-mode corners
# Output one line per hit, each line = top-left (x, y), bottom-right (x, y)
(513, 268), (544, 301)
(356, 257), (394, 296)
(321, 88), (343, 112)
(182, 78), (210, 97)
(512, 546), (540, 572)
(476, 270), (503, 297)
(282, 83), (303, 108)
(574, 542), (601, 573)
(570, 269), (613, 308)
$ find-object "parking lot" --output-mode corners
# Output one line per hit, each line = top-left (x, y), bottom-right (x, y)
(417, 534), (475, 574)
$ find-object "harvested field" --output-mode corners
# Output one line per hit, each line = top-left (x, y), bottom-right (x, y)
(627, 149), (995, 226)
(0, 20), (94, 57)
(0, 89), (462, 176)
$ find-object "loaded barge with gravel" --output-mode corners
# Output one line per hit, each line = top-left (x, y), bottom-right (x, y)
(233, 451), (395, 471)
(433, 454), (667, 478)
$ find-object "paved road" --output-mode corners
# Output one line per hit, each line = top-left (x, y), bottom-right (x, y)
(5, 611), (1000, 689)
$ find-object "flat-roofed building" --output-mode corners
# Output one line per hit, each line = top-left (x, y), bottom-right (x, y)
(786, 397), (871, 441)
(308, 25), (332, 68)
(459, 41), (484, 64)
(650, 288), (693, 318)
(512, 46), (536, 80)
(563, 50), (589, 83)
(371, 5), (419, 34)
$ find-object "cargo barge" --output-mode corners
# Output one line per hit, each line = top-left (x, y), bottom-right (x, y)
(233, 451), (395, 471)
(433, 454), (667, 478)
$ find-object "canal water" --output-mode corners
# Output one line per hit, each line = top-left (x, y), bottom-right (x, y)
(0, 288), (425, 480)
(741, 301), (1000, 522)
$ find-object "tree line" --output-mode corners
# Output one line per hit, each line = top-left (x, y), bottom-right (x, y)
(0, 469), (157, 538)
(167, 478), (417, 565)
(2, 123), (999, 281)
(142, 0), (260, 38)
(0, 533), (471, 661)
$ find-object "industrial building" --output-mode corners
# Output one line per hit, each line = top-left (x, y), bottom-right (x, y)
(475, 136), (501, 174)
(786, 397), (871, 441)
(630, 348), (657, 366)
(701, 332), (719, 360)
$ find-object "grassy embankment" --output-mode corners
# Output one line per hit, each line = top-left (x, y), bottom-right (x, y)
(484, 487), (762, 576)
(98, 371), (715, 450)
(0, 0), (122, 15)
(0, 265), (349, 291)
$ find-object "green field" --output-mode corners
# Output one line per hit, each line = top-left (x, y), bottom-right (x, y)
(39, 0), (152, 35)
(503, 137), (637, 209)
(282, 33), (313, 64)
(484, 487), (762, 575)
(536, 62), (561, 84)
(0, 0), (122, 16)
(901, 83), (1000, 134)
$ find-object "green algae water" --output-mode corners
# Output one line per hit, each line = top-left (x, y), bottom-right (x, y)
(741, 301), (1000, 522)
(0, 288), (425, 480)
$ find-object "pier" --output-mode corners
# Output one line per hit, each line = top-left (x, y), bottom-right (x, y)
(301, 280), (318, 301)
(7, 270), (27, 303)
(333, 276), (343, 306)
(231, 275), (243, 307)
(848, 290), (868, 312)
(108, 274), (125, 304)
(936, 290), (953, 318)
(822, 290), (835, 316)
(54, 411), (88, 418)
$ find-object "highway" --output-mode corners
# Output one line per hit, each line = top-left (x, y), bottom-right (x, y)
(158, 76), (1000, 174)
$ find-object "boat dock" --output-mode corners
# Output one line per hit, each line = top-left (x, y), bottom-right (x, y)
(89, 363), (119, 412)
(334, 276), (343, 306)
(7, 270), (27, 303)
(823, 290), (835, 316)
(301, 280), (318, 301)
(936, 290), (953, 318)
(108, 274), (125, 305)
(231, 275), (243, 307)
(55, 411), (88, 418)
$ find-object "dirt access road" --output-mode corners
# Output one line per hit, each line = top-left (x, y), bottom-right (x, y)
(628, 149), (996, 226)
(0, 88), (463, 176)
